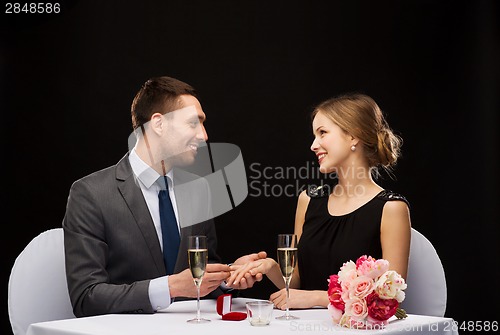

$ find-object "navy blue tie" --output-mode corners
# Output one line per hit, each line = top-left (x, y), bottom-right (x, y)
(158, 176), (180, 275)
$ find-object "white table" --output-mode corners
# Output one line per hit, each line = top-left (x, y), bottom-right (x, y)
(26, 298), (459, 335)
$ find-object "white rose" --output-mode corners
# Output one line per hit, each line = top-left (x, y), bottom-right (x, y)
(374, 271), (407, 301)
(338, 261), (357, 283)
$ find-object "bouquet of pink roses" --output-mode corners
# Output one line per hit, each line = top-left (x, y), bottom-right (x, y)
(327, 255), (407, 329)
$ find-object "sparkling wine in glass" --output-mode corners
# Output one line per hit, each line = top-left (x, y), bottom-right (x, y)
(276, 234), (299, 320)
(187, 235), (210, 323)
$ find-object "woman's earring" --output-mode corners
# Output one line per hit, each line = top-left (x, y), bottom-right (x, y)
(351, 145), (356, 152)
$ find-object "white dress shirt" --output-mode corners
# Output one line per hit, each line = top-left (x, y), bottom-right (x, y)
(128, 149), (179, 311)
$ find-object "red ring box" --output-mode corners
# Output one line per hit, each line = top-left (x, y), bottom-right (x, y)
(216, 294), (247, 321)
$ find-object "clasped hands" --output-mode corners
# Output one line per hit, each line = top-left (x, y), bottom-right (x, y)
(225, 253), (326, 310)
(169, 251), (269, 299)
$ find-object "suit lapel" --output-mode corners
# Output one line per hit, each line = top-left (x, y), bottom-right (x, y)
(116, 154), (166, 275)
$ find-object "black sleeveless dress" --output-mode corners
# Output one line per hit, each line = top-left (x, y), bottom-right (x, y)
(297, 186), (409, 291)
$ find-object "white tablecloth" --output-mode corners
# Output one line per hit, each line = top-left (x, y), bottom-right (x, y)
(26, 298), (459, 335)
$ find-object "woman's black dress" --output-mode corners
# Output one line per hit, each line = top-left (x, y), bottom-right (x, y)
(297, 187), (409, 291)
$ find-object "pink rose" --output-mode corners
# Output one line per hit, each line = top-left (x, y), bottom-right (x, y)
(366, 292), (398, 321)
(348, 275), (374, 300)
(356, 255), (389, 279)
(328, 304), (343, 324)
(371, 259), (390, 278)
(356, 256), (375, 277)
(328, 274), (341, 289)
(341, 280), (351, 302)
(329, 286), (345, 312)
(344, 297), (368, 321)
(327, 275), (345, 312)
(355, 255), (371, 268)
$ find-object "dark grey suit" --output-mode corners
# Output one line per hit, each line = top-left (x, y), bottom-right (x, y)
(63, 153), (221, 317)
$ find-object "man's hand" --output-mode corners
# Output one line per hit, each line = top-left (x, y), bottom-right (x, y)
(226, 251), (267, 289)
(168, 264), (230, 298)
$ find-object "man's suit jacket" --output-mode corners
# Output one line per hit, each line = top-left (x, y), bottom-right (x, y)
(63, 153), (221, 317)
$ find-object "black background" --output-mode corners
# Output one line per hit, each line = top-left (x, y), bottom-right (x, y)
(2, 1), (499, 334)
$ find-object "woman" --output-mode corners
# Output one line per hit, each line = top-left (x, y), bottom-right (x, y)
(228, 93), (411, 310)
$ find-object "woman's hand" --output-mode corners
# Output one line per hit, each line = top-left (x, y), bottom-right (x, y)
(270, 289), (329, 310)
(225, 251), (267, 289)
(226, 257), (276, 288)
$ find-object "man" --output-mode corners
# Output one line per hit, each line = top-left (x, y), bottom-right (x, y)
(63, 76), (263, 317)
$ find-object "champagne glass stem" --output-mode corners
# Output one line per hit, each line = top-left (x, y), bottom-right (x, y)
(196, 283), (201, 321)
(285, 282), (290, 317)
(276, 234), (299, 320)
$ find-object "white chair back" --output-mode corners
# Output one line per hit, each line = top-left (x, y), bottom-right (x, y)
(8, 228), (75, 335)
(400, 228), (447, 316)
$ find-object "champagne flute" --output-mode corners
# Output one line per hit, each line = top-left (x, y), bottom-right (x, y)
(275, 234), (299, 320)
(187, 235), (210, 323)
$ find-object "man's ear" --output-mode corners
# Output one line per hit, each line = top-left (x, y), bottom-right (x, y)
(150, 112), (164, 136)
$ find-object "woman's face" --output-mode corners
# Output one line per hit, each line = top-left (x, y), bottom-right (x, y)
(311, 112), (353, 174)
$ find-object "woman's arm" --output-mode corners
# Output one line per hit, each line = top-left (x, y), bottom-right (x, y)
(270, 288), (329, 309)
(288, 190), (310, 289)
(380, 200), (411, 279)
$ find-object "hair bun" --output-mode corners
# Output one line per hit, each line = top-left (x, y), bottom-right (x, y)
(376, 128), (402, 167)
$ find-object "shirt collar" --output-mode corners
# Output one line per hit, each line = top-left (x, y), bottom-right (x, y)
(129, 149), (174, 190)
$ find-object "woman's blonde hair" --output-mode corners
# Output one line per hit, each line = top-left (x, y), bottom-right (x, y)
(312, 93), (402, 171)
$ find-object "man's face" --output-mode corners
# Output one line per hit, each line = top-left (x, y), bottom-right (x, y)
(161, 95), (208, 167)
